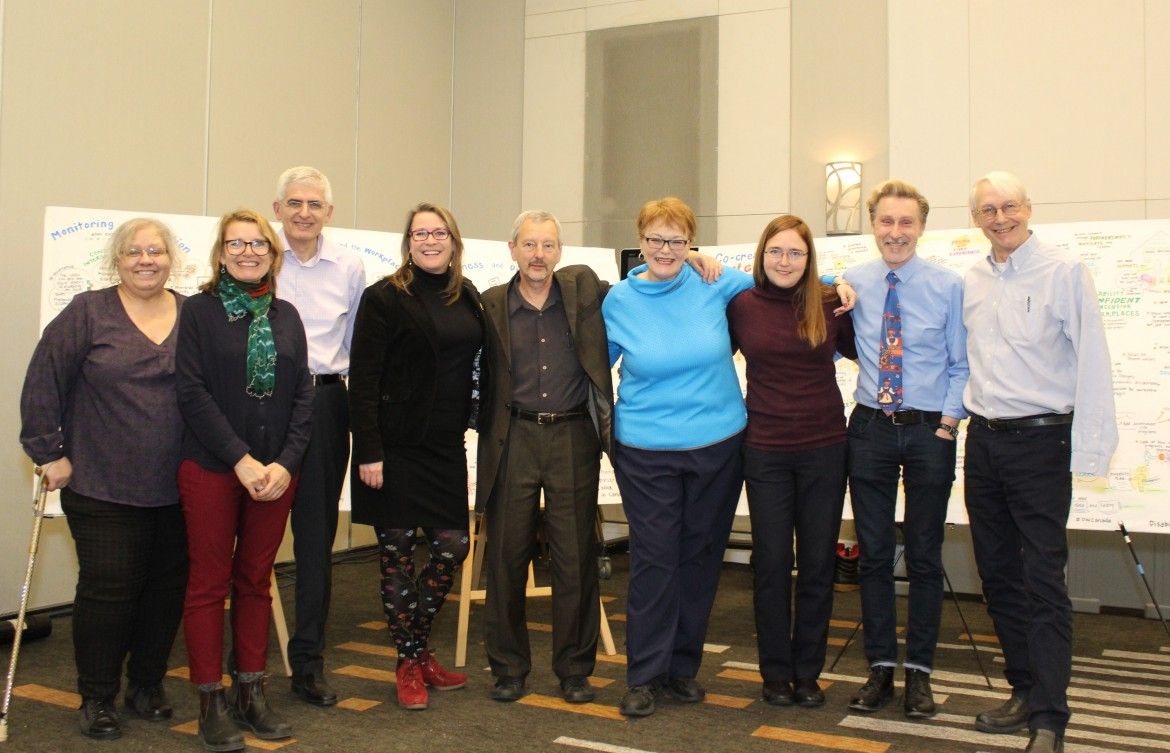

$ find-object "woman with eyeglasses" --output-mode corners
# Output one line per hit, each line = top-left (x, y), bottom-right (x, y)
(175, 209), (312, 752)
(600, 196), (757, 717)
(20, 218), (189, 741)
(727, 214), (857, 709)
(348, 202), (484, 710)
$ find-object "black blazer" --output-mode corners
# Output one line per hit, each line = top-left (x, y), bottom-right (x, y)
(348, 275), (486, 465)
(474, 265), (613, 513)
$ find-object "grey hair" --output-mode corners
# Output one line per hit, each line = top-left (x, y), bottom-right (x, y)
(510, 210), (563, 246)
(105, 217), (178, 276)
(276, 165), (333, 205)
(970, 171), (1030, 212)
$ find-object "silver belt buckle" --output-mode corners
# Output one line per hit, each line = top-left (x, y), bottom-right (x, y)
(536, 412), (554, 425)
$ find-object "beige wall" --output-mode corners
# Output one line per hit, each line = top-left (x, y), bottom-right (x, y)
(0, 0), (469, 611)
(5, 0), (1170, 612)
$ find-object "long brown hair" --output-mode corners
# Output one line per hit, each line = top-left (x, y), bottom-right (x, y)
(388, 202), (466, 304)
(200, 209), (284, 295)
(751, 214), (835, 348)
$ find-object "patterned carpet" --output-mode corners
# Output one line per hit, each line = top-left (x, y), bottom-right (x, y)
(2, 547), (1168, 753)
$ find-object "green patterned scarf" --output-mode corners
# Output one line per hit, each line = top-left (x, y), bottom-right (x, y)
(218, 274), (276, 398)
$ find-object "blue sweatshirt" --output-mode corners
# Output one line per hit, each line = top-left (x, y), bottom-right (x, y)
(602, 263), (753, 450)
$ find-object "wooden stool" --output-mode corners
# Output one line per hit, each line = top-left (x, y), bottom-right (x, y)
(454, 509), (617, 667)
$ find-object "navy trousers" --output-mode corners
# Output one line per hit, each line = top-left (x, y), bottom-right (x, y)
(964, 421), (1073, 735)
(288, 381), (350, 675)
(613, 431), (744, 687)
(744, 441), (847, 683)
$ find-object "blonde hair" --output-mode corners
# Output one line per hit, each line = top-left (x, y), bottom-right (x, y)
(200, 209), (284, 294)
(388, 202), (466, 304)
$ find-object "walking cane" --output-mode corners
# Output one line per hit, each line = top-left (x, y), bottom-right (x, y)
(0, 470), (50, 743)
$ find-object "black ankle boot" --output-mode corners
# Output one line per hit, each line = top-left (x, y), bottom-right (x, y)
(198, 688), (244, 752)
(231, 676), (292, 740)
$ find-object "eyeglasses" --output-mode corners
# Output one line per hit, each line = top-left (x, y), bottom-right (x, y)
(976, 201), (1025, 221)
(764, 248), (809, 261)
(410, 228), (450, 242)
(643, 236), (689, 251)
(125, 246), (167, 259)
(223, 239), (271, 255)
(282, 198), (328, 214)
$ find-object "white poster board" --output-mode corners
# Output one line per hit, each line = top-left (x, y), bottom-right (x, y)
(37, 207), (1170, 532)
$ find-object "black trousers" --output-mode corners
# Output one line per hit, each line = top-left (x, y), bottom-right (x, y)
(744, 441), (846, 683)
(484, 416), (601, 681)
(287, 381), (350, 674)
(964, 421), (1073, 736)
(61, 490), (188, 700)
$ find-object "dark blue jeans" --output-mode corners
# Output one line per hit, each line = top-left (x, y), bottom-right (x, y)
(964, 421), (1072, 735)
(847, 407), (955, 671)
(744, 441), (846, 683)
(613, 431), (744, 687)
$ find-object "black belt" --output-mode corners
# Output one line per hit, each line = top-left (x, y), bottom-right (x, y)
(969, 412), (1072, 431)
(854, 404), (942, 426)
(510, 405), (589, 425)
(312, 374), (345, 387)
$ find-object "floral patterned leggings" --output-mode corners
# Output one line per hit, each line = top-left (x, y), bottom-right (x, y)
(375, 527), (470, 660)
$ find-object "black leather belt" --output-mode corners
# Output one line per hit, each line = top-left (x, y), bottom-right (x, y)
(312, 374), (345, 387)
(510, 405), (589, 425)
(854, 404), (942, 426)
(969, 412), (1072, 431)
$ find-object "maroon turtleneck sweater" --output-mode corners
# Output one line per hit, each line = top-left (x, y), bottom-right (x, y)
(727, 282), (857, 451)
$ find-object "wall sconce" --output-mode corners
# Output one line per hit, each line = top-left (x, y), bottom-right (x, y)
(825, 161), (863, 235)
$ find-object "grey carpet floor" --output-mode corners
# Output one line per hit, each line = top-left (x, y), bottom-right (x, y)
(2, 547), (1169, 753)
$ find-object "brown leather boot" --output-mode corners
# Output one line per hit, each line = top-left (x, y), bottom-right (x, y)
(231, 676), (292, 740)
(198, 688), (244, 752)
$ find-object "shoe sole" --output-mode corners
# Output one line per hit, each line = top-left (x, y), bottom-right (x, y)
(905, 708), (937, 719)
(231, 718), (292, 740)
(976, 719), (1029, 734)
(619, 704), (656, 717)
(563, 692), (597, 704)
(424, 682), (466, 691)
(796, 697), (826, 708)
(198, 731), (244, 752)
(848, 694), (892, 713)
(666, 690), (705, 703)
(291, 687), (338, 706)
(398, 702), (429, 710)
(80, 728), (122, 741)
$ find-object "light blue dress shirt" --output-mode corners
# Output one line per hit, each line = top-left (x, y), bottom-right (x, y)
(276, 231), (367, 376)
(846, 254), (968, 419)
(963, 233), (1118, 474)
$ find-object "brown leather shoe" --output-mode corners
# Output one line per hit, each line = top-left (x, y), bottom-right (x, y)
(903, 668), (936, 719)
(848, 665), (893, 712)
(975, 694), (1030, 733)
(1025, 729), (1064, 753)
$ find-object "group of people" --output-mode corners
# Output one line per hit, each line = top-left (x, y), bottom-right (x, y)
(19, 166), (1114, 753)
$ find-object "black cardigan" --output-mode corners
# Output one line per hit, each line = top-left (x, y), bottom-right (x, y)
(176, 291), (314, 473)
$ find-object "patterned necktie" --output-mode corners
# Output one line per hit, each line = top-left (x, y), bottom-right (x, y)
(877, 271), (903, 414)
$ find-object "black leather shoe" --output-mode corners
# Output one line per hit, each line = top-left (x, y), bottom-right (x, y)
(231, 677), (291, 740)
(1025, 729), (1064, 753)
(619, 684), (657, 717)
(490, 676), (526, 702)
(78, 697), (121, 740)
(124, 684), (173, 721)
(848, 665), (894, 712)
(903, 668), (936, 718)
(560, 675), (596, 704)
(976, 694), (1030, 733)
(793, 678), (825, 707)
(291, 671), (339, 706)
(762, 680), (794, 706)
(665, 676), (705, 703)
(199, 688), (244, 752)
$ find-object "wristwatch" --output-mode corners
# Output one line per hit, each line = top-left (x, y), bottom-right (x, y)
(936, 423), (959, 439)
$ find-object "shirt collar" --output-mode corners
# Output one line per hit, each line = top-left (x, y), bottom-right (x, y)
(280, 230), (335, 267)
(884, 252), (924, 283)
(508, 274), (562, 314)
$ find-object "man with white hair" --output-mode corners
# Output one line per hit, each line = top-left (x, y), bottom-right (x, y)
(963, 171), (1117, 753)
(274, 166), (366, 706)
